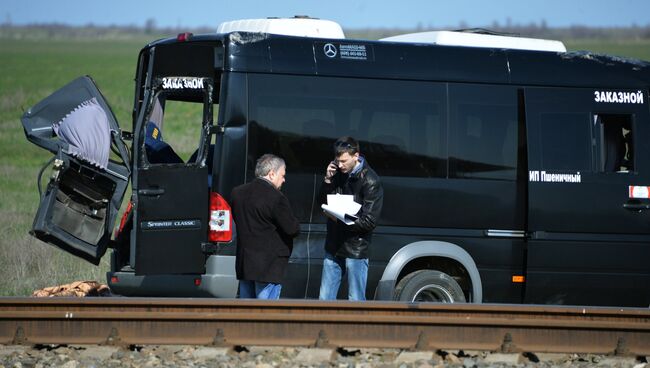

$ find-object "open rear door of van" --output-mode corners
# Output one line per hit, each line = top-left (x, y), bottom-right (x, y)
(21, 76), (130, 265)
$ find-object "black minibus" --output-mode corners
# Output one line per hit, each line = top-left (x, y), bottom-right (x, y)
(21, 22), (650, 307)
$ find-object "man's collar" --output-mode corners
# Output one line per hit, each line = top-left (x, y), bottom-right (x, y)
(257, 176), (276, 189)
(351, 156), (365, 176)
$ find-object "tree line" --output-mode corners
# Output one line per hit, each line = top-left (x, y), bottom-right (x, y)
(1, 22), (649, 41)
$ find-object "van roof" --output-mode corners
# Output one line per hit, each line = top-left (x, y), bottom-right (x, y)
(146, 32), (650, 89)
(380, 30), (567, 52)
(217, 16), (345, 39)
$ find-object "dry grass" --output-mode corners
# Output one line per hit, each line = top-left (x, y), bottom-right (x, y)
(0, 156), (110, 295)
(0, 38), (140, 296)
(0, 207), (110, 296)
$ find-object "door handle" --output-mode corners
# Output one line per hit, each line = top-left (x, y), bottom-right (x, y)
(623, 202), (650, 212)
(485, 229), (526, 238)
(138, 188), (165, 196)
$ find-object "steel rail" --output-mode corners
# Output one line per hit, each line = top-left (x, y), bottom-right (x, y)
(1, 298), (649, 355)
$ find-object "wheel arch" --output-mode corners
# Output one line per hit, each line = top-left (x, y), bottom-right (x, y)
(373, 240), (483, 303)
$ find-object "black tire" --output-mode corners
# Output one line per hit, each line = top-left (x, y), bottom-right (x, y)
(393, 269), (466, 303)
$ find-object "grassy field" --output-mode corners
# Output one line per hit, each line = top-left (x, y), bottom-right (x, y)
(0, 37), (149, 296)
(1, 36), (649, 296)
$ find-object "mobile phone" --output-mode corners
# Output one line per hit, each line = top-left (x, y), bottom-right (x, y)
(332, 160), (341, 172)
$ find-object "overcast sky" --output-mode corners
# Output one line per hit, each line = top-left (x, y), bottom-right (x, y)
(4, 0), (650, 29)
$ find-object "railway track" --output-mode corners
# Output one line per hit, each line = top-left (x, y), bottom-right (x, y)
(1, 298), (649, 356)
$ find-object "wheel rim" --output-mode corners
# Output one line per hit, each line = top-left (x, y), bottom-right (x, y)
(411, 284), (455, 303)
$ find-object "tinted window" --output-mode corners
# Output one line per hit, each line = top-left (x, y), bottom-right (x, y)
(449, 84), (518, 180)
(540, 112), (592, 171)
(248, 75), (446, 178)
(596, 113), (633, 173)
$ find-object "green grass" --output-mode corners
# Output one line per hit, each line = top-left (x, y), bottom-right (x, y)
(0, 38), (148, 296)
(0, 36), (649, 296)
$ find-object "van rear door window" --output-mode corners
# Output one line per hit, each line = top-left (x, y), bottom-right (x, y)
(143, 94), (205, 165)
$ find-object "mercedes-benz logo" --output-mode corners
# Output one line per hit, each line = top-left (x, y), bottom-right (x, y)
(323, 43), (337, 58)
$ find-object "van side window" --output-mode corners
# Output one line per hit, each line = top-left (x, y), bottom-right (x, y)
(449, 84), (518, 180)
(364, 108), (445, 178)
(539, 112), (592, 171)
(248, 75), (446, 178)
(595, 114), (633, 173)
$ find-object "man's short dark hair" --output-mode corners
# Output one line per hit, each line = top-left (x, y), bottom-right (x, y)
(255, 154), (285, 178)
(334, 136), (359, 156)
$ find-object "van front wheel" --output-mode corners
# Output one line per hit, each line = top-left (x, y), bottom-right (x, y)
(393, 270), (466, 303)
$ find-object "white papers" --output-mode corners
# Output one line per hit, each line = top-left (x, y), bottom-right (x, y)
(321, 194), (361, 225)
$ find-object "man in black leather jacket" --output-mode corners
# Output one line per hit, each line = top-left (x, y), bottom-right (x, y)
(318, 136), (383, 301)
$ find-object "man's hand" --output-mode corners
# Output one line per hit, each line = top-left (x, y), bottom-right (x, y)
(324, 161), (337, 183)
(323, 210), (337, 222)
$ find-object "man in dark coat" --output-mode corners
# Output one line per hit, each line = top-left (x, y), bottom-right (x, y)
(231, 154), (300, 299)
(319, 136), (383, 301)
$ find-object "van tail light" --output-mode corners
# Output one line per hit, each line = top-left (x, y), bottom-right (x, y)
(208, 192), (232, 242)
(114, 202), (133, 238)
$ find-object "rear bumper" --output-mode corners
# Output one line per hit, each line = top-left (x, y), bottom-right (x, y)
(107, 255), (238, 297)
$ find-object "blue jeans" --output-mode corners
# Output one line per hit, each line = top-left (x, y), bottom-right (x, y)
(319, 252), (368, 301)
(238, 280), (282, 299)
